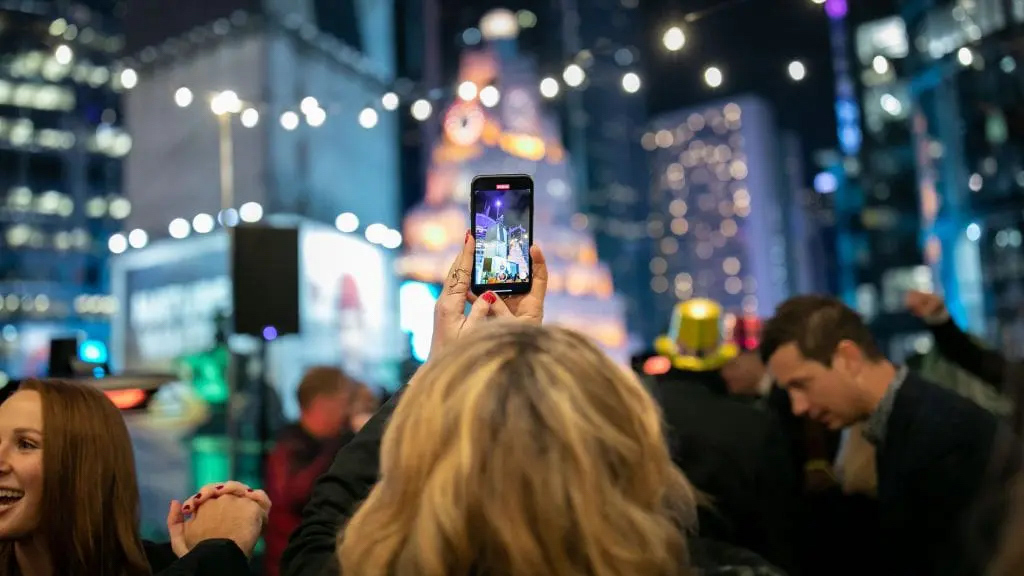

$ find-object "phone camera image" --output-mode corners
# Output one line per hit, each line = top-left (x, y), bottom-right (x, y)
(472, 187), (532, 289)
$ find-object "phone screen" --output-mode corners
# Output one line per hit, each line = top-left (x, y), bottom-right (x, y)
(470, 175), (534, 296)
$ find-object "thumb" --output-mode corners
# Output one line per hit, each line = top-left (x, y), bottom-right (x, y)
(462, 292), (494, 333)
(167, 500), (188, 557)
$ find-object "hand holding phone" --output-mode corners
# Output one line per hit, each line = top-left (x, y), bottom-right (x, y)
(470, 174), (534, 296)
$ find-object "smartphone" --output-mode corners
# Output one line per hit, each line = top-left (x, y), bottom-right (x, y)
(470, 174), (534, 296)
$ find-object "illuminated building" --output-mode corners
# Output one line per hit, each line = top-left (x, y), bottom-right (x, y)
(644, 96), (792, 326)
(829, 2), (937, 361)
(396, 10), (628, 362)
(0, 3), (129, 382)
(902, 0), (1024, 350)
(121, 0), (400, 244)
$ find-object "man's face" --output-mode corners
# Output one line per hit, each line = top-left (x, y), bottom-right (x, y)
(721, 352), (765, 396)
(313, 391), (352, 435)
(766, 343), (866, 430)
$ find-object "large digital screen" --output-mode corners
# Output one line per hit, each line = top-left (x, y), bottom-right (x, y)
(472, 188), (532, 286)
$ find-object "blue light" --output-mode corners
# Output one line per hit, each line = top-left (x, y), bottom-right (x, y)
(78, 340), (108, 364)
(400, 281), (439, 362)
(966, 223), (981, 242)
(262, 326), (278, 341)
(814, 172), (839, 194)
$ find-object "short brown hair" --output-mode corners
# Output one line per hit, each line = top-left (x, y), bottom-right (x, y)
(296, 366), (352, 411)
(760, 295), (884, 366)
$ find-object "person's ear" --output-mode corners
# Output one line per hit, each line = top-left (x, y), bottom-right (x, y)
(833, 340), (864, 377)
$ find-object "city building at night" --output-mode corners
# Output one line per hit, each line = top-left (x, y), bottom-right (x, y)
(0, 3), (129, 381)
(902, 0), (1024, 350)
(397, 10), (628, 363)
(834, 8), (936, 361)
(644, 96), (795, 328)
(120, 0), (400, 250)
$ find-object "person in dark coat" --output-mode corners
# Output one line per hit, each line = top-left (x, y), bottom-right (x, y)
(642, 299), (797, 573)
(761, 295), (1021, 576)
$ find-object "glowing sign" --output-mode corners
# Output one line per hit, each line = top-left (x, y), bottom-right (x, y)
(78, 340), (108, 364)
(399, 281), (439, 362)
(105, 388), (148, 410)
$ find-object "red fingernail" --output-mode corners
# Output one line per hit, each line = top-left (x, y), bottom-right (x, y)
(194, 493), (202, 499)
(215, 484), (224, 490)
(465, 230), (472, 244)
(247, 488), (254, 492)
(183, 504), (191, 512)
(483, 292), (496, 304)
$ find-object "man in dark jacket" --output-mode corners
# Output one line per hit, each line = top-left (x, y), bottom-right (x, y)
(761, 295), (1020, 576)
(264, 366), (358, 576)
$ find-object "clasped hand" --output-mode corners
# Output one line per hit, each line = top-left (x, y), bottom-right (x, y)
(166, 481), (271, 558)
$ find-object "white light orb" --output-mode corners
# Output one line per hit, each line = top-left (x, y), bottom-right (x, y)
(210, 90), (242, 116)
(174, 87), (193, 107)
(119, 68), (138, 89)
(240, 108), (259, 127)
(364, 223), (388, 244)
(872, 55), (890, 74)
(192, 213), (215, 234)
(957, 47), (974, 66)
(787, 60), (807, 81)
(704, 66), (723, 88)
(54, 44), (73, 65)
(218, 208), (240, 227)
(358, 107), (378, 129)
(305, 106), (327, 127)
(381, 92), (399, 110)
(457, 81), (478, 101)
(127, 228), (148, 249)
(239, 202), (263, 223)
(621, 72), (641, 93)
(663, 27), (686, 51)
(280, 111), (300, 131)
(335, 212), (359, 233)
(479, 85), (500, 107)
(540, 77), (560, 98)
(300, 97), (320, 116)
(168, 218), (191, 239)
(382, 229), (403, 249)
(480, 8), (519, 40)
(108, 233), (127, 254)
(411, 99), (432, 121)
(563, 64), (585, 87)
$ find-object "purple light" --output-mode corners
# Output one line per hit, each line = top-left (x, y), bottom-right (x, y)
(262, 326), (278, 341)
(825, 0), (847, 19)
(496, 201), (501, 206)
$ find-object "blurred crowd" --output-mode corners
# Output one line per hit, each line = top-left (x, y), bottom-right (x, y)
(3, 235), (1024, 576)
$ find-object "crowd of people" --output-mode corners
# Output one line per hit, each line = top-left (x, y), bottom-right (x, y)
(2, 230), (1024, 575)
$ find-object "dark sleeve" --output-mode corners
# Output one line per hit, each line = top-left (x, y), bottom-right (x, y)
(151, 540), (250, 575)
(747, 416), (798, 574)
(280, 388), (404, 576)
(929, 319), (1007, 387)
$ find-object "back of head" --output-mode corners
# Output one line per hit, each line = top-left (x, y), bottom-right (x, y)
(339, 322), (696, 576)
(760, 295), (883, 366)
(2, 379), (148, 576)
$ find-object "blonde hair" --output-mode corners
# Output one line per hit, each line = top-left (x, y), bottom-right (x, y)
(338, 322), (698, 576)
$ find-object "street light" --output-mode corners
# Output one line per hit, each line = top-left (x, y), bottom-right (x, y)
(210, 90), (242, 116)
(704, 66), (723, 88)
(662, 27), (686, 51)
(240, 108), (259, 128)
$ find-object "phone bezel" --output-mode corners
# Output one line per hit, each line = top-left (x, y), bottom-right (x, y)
(469, 174), (535, 297)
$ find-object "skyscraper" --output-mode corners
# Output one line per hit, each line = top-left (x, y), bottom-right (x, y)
(0, 3), (128, 381)
(645, 96), (791, 327)
(120, 1), (400, 243)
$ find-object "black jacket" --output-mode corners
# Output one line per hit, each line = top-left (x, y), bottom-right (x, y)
(647, 370), (797, 574)
(280, 386), (785, 576)
(145, 539), (251, 575)
(876, 372), (1020, 576)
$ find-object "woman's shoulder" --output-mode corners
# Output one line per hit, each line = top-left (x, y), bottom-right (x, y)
(688, 537), (788, 576)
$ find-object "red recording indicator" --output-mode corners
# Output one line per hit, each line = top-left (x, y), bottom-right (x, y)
(496, 184), (510, 189)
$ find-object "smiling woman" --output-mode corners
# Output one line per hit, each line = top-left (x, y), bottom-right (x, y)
(0, 379), (262, 576)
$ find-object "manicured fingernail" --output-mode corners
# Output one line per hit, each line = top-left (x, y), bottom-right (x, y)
(215, 484), (224, 490)
(247, 488), (254, 492)
(465, 230), (472, 244)
(194, 493), (202, 499)
(182, 504), (191, 512)
(483, 292), (496, 304)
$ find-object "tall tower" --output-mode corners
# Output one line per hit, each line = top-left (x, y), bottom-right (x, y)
(0, 3), (127, 381)
(397, 9), (628, 362)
